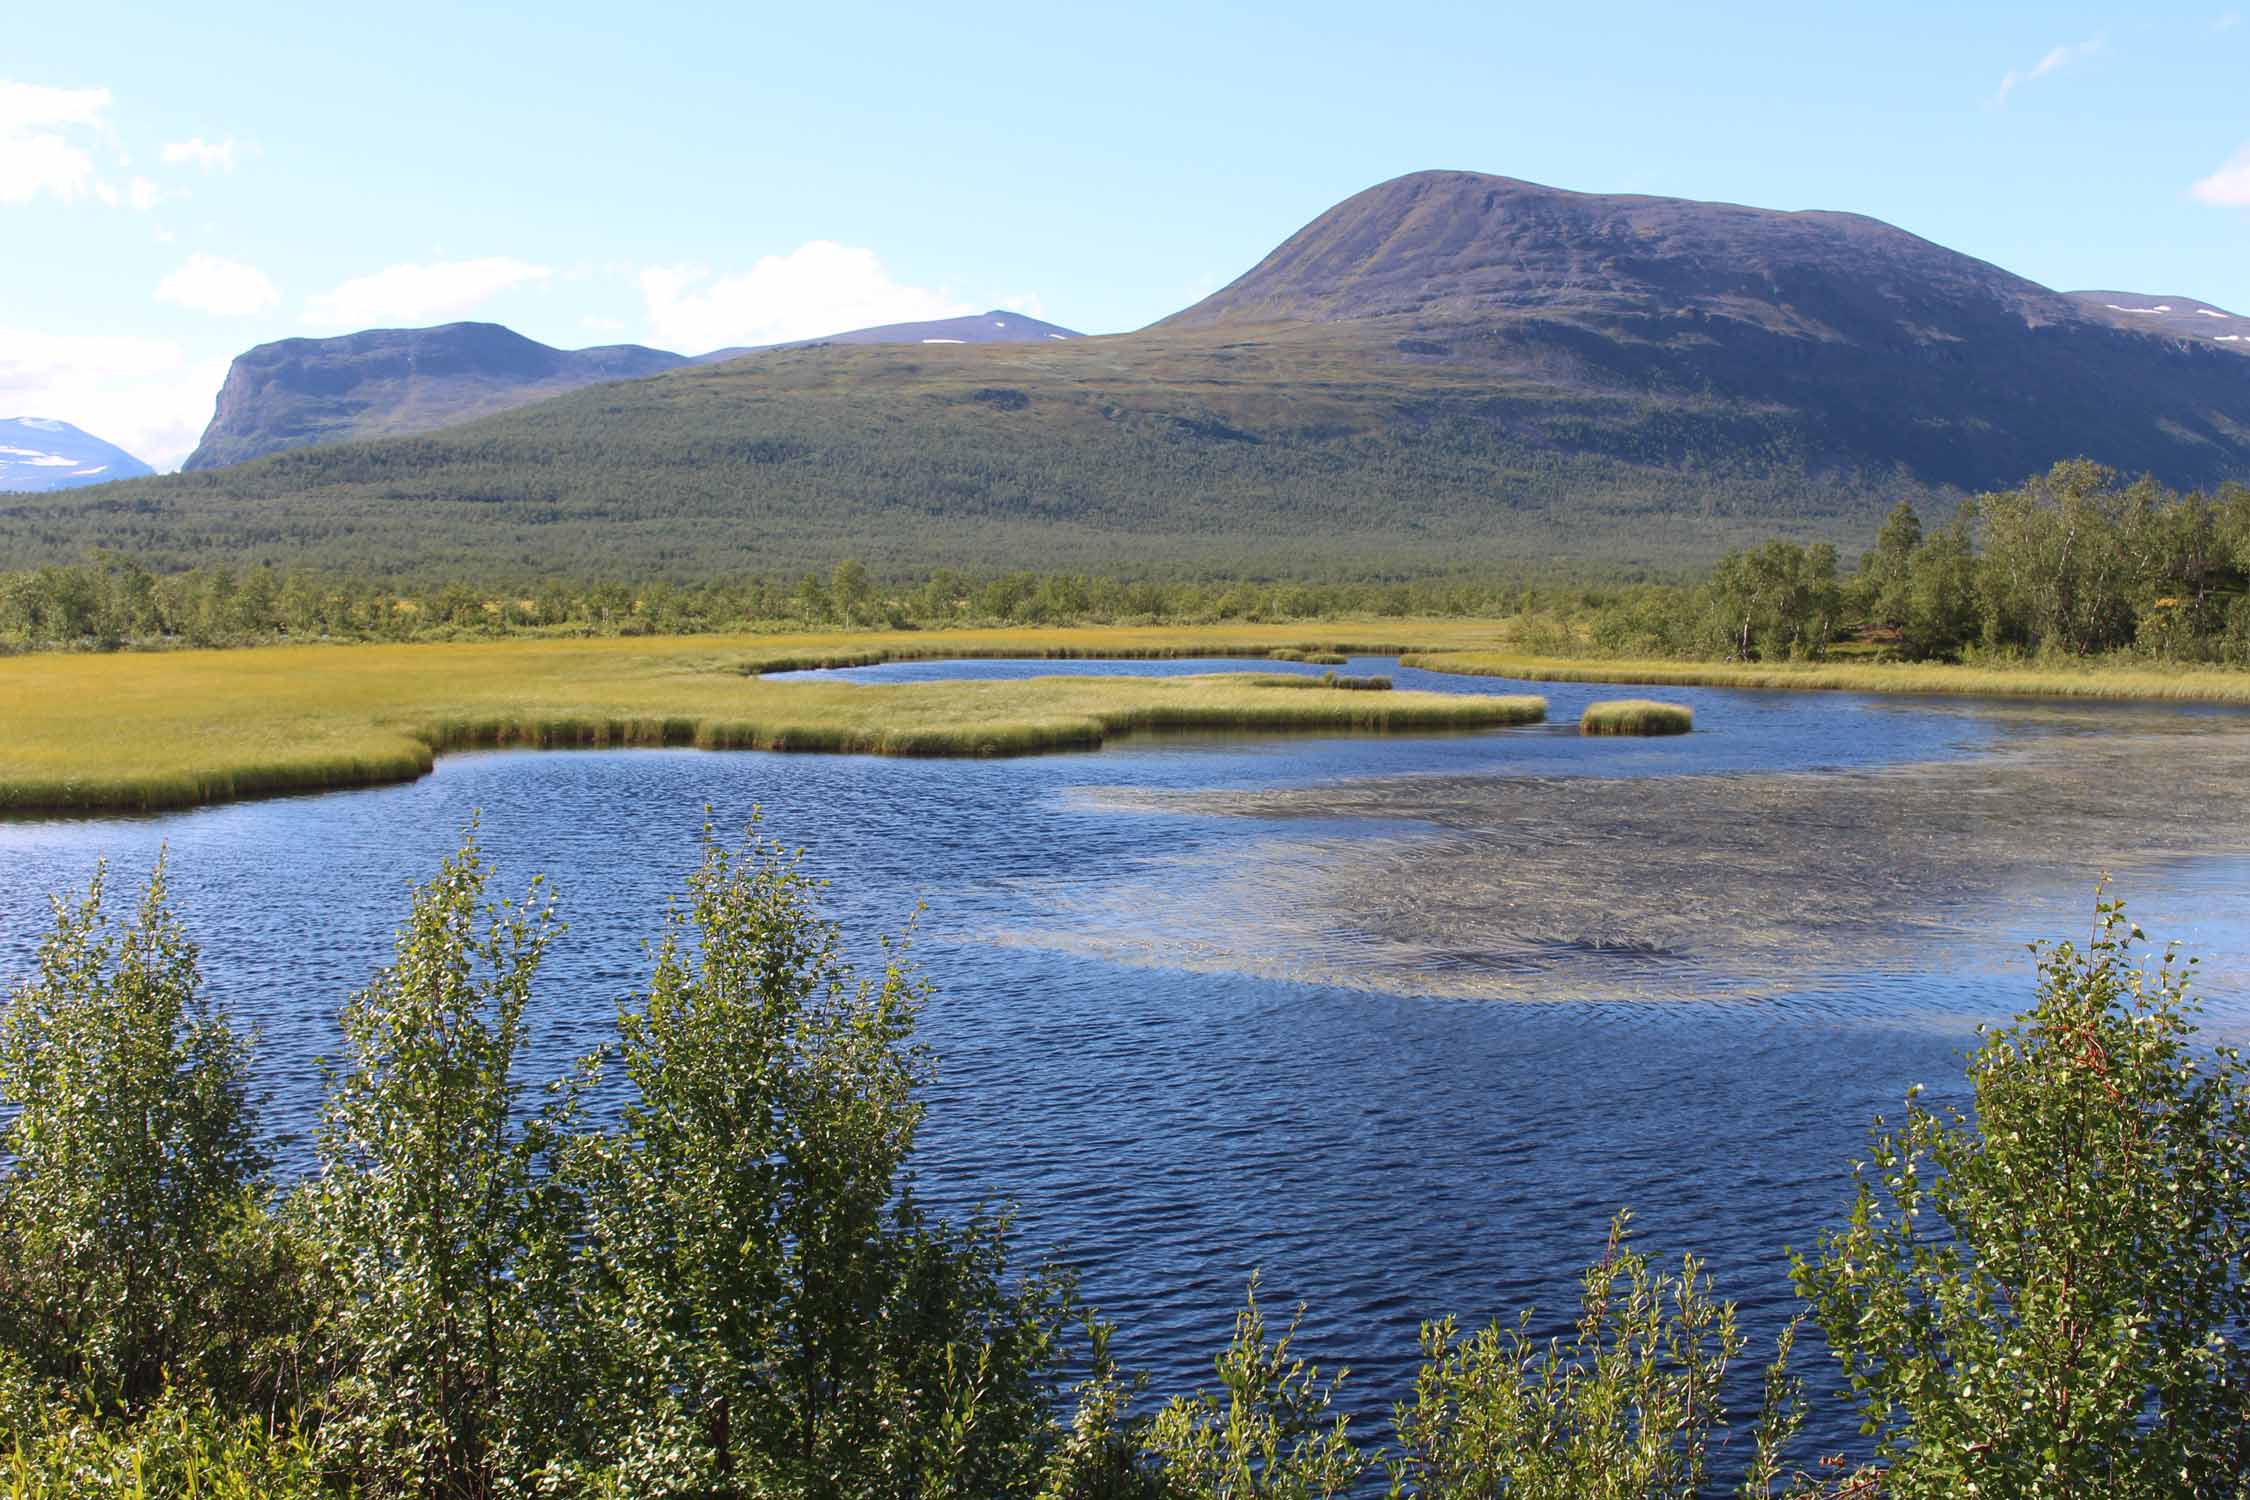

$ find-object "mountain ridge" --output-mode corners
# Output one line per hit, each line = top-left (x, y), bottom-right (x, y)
(183, 310), (1084, 470)
(19, 168), (2248, 579)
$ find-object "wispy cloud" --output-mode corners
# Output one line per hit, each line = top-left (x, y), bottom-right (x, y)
(640, 242), (971, 352)
(94, 175), (167, 212)
(155, 253), (280, 317)
(1995, 37), (2103, 105)
(2218, 9), (2243, 32)
(1, 82), (198, 211)
(0, 80), (110, 204)
(302, 257), (553, 329)
(2190, 143), (2250, 207)
(161, 136), (239, 173)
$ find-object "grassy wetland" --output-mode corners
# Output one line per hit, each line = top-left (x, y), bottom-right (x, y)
(1401, 649), (2250, 703)
(0, 625), (1547, 814)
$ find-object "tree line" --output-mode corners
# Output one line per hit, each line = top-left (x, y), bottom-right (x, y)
(4, 830), (2247, 1496)
(7, 461), (2248, 665)
(0, 556), (1545, 652)
(1579, 461), (2250, 664)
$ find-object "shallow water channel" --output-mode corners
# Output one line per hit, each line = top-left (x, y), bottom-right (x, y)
(5, 654), (2249, 1463)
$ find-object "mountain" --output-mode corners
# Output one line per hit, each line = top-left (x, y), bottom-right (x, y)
(1155, 172), (2250, 491)
(181, 324), (691, 471)
(702, 309), (1083, 360)
(18, 171), (2250, 580)
(184, 312), (1085, 470)
(0, 418), (155, 492)
(2067, 291), (2250, 352)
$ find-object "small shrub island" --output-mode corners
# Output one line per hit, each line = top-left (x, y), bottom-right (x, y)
(1580, 698), (1694, 735)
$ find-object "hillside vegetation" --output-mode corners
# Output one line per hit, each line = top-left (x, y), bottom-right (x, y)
(25, 170), (2250, 580)
(1, 320), (1921, 579)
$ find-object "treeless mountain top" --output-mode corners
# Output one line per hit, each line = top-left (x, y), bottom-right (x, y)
(1159, 169), (2083, 337)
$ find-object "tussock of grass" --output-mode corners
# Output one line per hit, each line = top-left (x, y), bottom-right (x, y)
(1401, 651), (2250, 705)
(0, 627), (1544, 814)
(1248, 671), (1394, 692)
(1268, 648), (1351, 665)
(1580, 699), (1693, 735)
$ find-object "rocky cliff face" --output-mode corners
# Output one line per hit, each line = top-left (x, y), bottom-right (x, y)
(183, 323), (691, 471)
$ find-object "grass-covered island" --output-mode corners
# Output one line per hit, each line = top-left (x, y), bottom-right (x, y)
(1579, 698), (1694, 735)
(0, 626), (1546, 814)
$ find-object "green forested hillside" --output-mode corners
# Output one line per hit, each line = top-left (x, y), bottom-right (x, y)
(0, 325), (1927, 581)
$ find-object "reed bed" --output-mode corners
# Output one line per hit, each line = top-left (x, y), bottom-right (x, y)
(1249, 671), (1394, 692)
(1401, 651), (2250, 705)
(1579, 699), (1694, 735)
(0, 629), (1543, 814)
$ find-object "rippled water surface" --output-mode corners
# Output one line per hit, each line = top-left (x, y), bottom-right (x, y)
(5, 655), (2249, 1460)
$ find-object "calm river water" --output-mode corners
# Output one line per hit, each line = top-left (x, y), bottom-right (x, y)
(5, 655), (2248, 1463)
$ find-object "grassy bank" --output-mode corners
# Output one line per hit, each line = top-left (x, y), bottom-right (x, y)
(1401, 650), (2250, 705)
(0, 624), (1543, 814)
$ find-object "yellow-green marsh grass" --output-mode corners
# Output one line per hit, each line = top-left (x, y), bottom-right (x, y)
(0, 627), (1544, 813)
(1400, 651), (2250, 705)
(1579, 699), (1693, 735)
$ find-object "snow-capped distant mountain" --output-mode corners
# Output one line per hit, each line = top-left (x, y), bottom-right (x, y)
(0, 418), (156, 492)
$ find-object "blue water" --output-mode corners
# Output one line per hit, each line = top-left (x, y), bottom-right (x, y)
(3, 655), (2246, 1465)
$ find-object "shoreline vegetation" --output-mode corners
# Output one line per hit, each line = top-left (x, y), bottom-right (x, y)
(0, 626), (1546, 815)
(5, 839), (2246, 1497)
(1402, 649), (2250, 704)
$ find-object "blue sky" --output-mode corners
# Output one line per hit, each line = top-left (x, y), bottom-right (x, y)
(5, 0), (2248, 468)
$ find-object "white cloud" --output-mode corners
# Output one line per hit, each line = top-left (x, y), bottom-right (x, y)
(640, 241), (971, 351)
(160, 136), (237, 173)
(302, 256), (553, 329)
(1000, 292), (1047, 318)
(94, 174), (167, 212)
(155, 253), (280, 317)
(0, 81), (109, 134)
(579, 314), (627, 334)
(0, 81), (110, 204)
(1996, 37), (2103, 104)
(0, 325), (229, 470)
(2190, 143), (2250, 207)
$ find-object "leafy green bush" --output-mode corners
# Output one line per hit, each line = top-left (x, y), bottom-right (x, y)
(556, 829), (1077, 1496)
(2, 1388), (324, 1500)
(1386, 1214), (1802, 1499)
(0, 859), (284, 1412)
(1794, 896), (2250, 1496)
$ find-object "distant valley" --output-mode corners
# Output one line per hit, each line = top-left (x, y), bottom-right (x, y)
(12, 170), (2249, 578)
